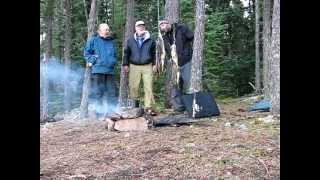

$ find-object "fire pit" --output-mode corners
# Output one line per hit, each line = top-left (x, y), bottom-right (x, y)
(104, 108), (209, 132)
(104, 107), (151, 131)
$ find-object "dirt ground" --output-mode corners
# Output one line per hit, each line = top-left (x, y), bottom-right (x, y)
(40, 96), (280, 179)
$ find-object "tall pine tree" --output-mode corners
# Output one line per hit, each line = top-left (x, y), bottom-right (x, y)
(255, 0), (261, 93)
(190, 0), (205, 92)
(63, 0), (72, 112)
(262, 0), (272, 98)
(269, 0), (279, 114)
(80, 0), (99, 117)
(41, 0), (55, 121)
(119, 0), (135, 107)
(164, 0), (180, 108)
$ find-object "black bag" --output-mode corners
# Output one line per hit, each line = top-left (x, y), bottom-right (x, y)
(181, 91), (220, 118)
(169, 87), (186, 112)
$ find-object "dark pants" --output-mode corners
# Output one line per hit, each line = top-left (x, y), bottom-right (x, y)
(178, 62), (191, 93)
(170, 62), (191, 112)
(90, 73), (117, 115)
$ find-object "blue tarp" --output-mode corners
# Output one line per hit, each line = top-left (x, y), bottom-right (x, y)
(249, 99), (270, 112)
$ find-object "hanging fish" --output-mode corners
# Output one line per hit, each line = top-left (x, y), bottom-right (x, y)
(170, 44), (180, 84)
(158, 32), (166, 72)
(155, 31), (166, 76)
(155, 40), (160, 77)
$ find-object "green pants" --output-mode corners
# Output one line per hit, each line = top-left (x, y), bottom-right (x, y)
(129, 63), (155, 108)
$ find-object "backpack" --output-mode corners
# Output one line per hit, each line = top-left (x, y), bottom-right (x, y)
(181, 91), (220, 118)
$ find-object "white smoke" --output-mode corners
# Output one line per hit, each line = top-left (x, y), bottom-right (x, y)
(40, 56), (120, 118)
(40, 57), (84, 91)
(89, 100), (120, 117)
(40, 57), (85, 116)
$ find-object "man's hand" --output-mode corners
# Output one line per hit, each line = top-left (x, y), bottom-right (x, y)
(152, 65), (157, 73)
(123, 65), (129, 73)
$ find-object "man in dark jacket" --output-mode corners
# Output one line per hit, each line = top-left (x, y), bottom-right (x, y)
(123, 20), (156, 114)
(84, 23), (118, 119)
(159, 19), (194, 93)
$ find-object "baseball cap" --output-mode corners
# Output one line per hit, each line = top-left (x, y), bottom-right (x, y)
(135, 20), (145, 27)
(159, 19), (169, 26)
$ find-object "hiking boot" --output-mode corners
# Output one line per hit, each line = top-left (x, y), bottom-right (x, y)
(144, 110), (155, 128)
(136, 107), (145, 117)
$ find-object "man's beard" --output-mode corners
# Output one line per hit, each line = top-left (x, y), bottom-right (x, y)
(137, 31), (145, 37)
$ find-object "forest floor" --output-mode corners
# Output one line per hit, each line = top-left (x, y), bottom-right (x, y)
(40, 95), (280, 179)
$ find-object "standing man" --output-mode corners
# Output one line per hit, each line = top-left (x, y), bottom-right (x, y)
(123, 20), (157, 115)
(159, 19), (194, 94)
(84, 23), (118, 120)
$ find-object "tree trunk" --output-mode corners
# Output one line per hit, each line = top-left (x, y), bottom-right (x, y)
(118, 0), (135, 108)
(262, 0), (272, 99)
(249, 0), (252, 14)
(57, 0), (65, 61)
(41, 53), (50, 122)
(255, 0), (261, 93)
(165, 0), (180, 24)
(46, 18), (54, 58)
(41, 0), (55, 122)
(190, 0), (205, 92)
(107, 0), (112, 24)
(64, 0), (72, 112)
(269, 0), (280, 115)
(83, 0), (89, 21)
(164, 0), (180, 108)
(80, 0), (99, 118)
(112, 0), (115, 25)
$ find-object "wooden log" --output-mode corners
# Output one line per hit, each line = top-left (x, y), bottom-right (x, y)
(113, 117), (148, 131)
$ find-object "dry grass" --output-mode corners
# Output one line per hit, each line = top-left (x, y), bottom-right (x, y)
(40, 97), (280, 179)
